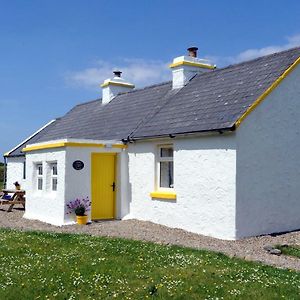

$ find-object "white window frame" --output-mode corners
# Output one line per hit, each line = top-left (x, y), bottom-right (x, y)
(156, 145), (174, 190)
(50, 163), (58, 191)
(36, 163), (43, 191)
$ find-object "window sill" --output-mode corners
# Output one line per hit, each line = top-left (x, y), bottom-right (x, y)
(150, 190), (177, 200)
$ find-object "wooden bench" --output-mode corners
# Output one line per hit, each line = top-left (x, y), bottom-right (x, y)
(0, 189), (25, 212)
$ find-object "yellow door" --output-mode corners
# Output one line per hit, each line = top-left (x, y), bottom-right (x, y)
(91, 153), (116, 219)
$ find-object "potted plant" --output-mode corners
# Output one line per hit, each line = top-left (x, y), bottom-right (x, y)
(66, 197), (91, 225)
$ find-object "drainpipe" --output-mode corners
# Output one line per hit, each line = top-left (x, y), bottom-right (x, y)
(3, 156), (7, 189)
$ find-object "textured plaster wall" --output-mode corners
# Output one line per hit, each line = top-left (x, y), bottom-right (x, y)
(24, 146), (127, 226)
(24, 149), (66, 225)
(236, 64), (300, 238)
(6, 157), (26, 189)
(126, 135), (237, 240)
(64, 146), (125, 224)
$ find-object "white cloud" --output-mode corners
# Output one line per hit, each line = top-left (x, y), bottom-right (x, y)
(234, 34), (300, 62)
(214, 34), (300, 66)
(65, 58), (170, 90)
(66, 34), (300, 90)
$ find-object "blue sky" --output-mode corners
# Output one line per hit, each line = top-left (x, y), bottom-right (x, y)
(1, 0), (300, 160)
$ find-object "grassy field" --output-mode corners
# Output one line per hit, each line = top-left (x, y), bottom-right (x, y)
(0, 229), (299, 299)
(278, 245), (300, 259)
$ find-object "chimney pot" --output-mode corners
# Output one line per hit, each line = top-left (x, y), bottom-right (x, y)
(101, 71), (134, 104)
(169, 46), (215, 89)
(113, 70), (122, 77)
(187, 47), (198, 58)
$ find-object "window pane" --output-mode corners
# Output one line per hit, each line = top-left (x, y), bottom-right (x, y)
(52, 178), (58, 191)
(160, 161), (174, 188)
(37, 165), (43, 175)
(52, 164), (57, 175)
(38, 178), (43, 190)
(160, 147), (173, 158)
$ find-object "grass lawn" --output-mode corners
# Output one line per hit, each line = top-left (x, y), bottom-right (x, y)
(0, 229), (299, 299)
(277, 245), (300, 259)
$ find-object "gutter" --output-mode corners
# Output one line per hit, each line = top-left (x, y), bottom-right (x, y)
(3, 154), (25, 158)
(122, 125), (236, 143)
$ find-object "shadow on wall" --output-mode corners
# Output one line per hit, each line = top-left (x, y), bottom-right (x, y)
(174, 132), (236, 151)
(119, 150), (132, 218)
(152, 198), (177, 203)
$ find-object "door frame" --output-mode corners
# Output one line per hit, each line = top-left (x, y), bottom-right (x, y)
(91, 152), (117, 220)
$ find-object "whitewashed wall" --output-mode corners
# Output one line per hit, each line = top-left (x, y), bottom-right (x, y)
(24, 149), (66, 225)
(6, 157), (26, 189)
(24, 145), (127, 225)
(236, 64), (300, 238)
(64, 146), (126, 224)
(126, 135), (237, 240)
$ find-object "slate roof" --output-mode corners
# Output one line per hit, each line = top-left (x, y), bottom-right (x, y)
(5, 119), (58, 157)
(31, 46), (300, 143)
(35, 82), (173, 142)
(132, 46), (300, 138)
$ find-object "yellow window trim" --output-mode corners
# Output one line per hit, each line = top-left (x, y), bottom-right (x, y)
(100, 81), (135, 88)
(150, 190), (177, 200)
(169, 61), (216, 69)
(235, 56), (300, 128)
(22, 142), (127, 152)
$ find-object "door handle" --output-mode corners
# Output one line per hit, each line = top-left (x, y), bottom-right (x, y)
(111, 182), (116, 191)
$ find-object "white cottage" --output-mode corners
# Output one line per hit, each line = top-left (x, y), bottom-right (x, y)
(4, 46), (300, 240)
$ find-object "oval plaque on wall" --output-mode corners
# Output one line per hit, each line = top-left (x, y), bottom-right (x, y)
(73, 160), (84, 170)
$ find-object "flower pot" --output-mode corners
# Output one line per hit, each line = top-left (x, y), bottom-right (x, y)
(76, 215), (88, 225)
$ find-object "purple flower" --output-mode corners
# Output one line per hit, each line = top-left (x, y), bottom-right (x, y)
(66, 197), (91, 215)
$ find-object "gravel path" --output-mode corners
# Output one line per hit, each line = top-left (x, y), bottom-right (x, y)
(1, 206), (300, 271)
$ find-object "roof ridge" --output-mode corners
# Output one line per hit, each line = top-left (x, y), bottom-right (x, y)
(75, 98), (101, 108)
(130, 46), (300, 139)
(69, 82), (172, 109)
(22, 46), (300, 144)
(118, 80), (172, 96)
(188, 46), (300, 81)
(54, 47), (300, 112)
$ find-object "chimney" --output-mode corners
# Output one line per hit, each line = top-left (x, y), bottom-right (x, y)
(101, 70), (135, 104)
(170, 47), (216, 89)
(188, 46), (198, 57)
